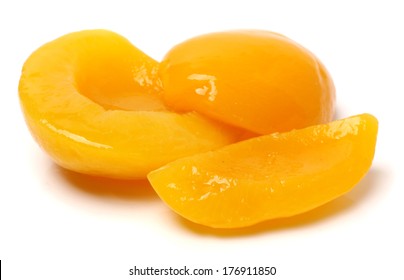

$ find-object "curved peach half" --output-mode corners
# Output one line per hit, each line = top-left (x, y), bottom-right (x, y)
(148, 114), (378, 228)
(160, 30), (335, 135)
(19, 30), (241, 179)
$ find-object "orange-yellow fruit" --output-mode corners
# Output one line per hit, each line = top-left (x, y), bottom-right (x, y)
(160, 30), (335, 135)
(19, 30), (241, 179)
(148, 114), (378, 228)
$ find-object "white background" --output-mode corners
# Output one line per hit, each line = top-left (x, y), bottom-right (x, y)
(0, 0), (402, 279)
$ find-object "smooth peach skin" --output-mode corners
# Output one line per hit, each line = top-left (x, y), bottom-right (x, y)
(160, 30), (335, 135)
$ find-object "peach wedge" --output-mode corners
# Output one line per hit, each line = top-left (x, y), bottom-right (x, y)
(148, 114), (378, 228)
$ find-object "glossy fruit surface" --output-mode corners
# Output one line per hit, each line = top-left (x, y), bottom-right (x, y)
(19, 30), (241, 179)
(148, 114), (378, 228)
(160, 30), (335, 134)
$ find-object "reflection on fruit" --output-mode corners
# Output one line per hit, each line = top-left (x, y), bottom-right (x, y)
(20, 29), (378, 231)
(148, 114), (378, 228)
(19, 30), (241, 179)
(160, 30), (335, 135)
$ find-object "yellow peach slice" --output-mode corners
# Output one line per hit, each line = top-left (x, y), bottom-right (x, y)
(19, 30), (241, 179)
(148, 114), (378, 228)
(160, 30), (335, 135)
